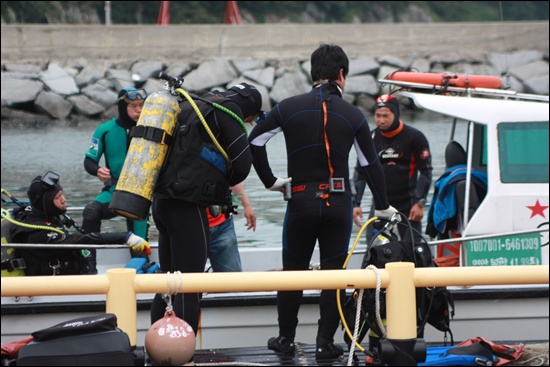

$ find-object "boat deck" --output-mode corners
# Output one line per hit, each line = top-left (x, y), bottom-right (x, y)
(188, 343), (358, 366)
(162, 341), (550, 366)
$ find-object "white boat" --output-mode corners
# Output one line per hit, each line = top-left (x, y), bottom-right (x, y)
(2, 76), (549, 362)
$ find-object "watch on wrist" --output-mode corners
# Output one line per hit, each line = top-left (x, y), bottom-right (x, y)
(417, 198), (426, 207)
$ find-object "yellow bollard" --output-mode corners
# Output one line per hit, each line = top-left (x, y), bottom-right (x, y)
(385, 262), (417, 340)
(106, 268), (137, 346)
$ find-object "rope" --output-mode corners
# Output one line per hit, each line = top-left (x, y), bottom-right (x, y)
(164, 271), (182, 314)
(367, 265), (386, 339)
(347, 287), (364, 366)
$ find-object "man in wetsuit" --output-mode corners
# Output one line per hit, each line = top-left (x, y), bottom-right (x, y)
(8, 171), (150, 276)
(82, 88), (149, 274)
(150, 83), (263, 362)
(248, 44), (397, 360)
(351, 94), (432, 243)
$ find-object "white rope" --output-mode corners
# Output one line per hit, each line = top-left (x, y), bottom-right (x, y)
(367, 265), (387, 339)
(346, 265), (386, 366)
(164, 271), (182, 314)
(347, 288), (364, 366)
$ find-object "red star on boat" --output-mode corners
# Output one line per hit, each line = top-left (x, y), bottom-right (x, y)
(527, 200), (548, 219)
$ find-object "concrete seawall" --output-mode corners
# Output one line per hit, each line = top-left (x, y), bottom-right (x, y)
(2, 22), (548, 63)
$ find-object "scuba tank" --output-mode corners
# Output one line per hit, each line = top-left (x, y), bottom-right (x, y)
(109, 88), (180, 221)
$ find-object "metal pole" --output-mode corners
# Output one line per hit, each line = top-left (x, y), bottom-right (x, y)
(105, 1), (112, 26)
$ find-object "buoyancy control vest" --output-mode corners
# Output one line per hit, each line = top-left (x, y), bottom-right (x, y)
(154, 95), (235, 207)
(8, 207), (86, 276)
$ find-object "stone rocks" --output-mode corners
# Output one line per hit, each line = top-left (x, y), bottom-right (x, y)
(1, 49), (548, 124)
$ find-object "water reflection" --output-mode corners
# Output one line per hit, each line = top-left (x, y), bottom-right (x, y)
(1, 111), (465, 247)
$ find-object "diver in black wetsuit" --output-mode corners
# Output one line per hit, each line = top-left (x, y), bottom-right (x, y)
(149, 83), (263, 353)
(352, 94), (433, 243)
(248, 44), (397, 360)
(7, 172), (150, 276)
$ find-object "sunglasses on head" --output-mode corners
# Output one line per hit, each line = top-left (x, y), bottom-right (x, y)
(118, 88), (148, 103)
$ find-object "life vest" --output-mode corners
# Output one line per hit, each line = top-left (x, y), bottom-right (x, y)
(8, 208), (85, 276)
(154, 95), (235, 206)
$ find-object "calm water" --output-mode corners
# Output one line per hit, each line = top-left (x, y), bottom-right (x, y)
(1, 111), (466, 247)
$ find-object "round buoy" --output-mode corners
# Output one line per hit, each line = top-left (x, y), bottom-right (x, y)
(145, 311), (196, 365)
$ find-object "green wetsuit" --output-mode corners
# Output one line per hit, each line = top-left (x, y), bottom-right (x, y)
(83, 118), (149, 240)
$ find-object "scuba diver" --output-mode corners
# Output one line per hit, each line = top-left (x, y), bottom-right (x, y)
(3, 171), (150, 276)
(82, 87), (150, 274)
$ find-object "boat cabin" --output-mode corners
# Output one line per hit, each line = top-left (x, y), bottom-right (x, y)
(396, 87), (549, 268)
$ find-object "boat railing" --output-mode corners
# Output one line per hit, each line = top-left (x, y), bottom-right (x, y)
(1, 263), (548, 349)
(3, 226), (547, 251)
(378, 79), (550, 102)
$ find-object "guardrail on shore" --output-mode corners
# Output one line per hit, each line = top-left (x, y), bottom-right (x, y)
(1, 263), (548, 348)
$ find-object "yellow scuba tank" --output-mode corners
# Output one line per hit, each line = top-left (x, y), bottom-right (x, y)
(1, 208), (26, 277)
(109, 89), (180, 221)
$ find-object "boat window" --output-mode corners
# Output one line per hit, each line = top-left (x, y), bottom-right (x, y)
(472, 124), (488, 172)
(498, 121), (549, 183)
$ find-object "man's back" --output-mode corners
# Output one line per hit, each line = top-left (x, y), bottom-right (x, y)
(250, 82), (376, 186)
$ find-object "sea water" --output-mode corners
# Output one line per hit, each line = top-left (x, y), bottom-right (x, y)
(0, 110), (464, 247)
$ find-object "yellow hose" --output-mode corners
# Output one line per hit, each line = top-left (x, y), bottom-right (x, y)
(1, 188), (64, 235)
(175, 88), (231, 166)
(337, 216), (379, 353)
(1, 208), (64, 235)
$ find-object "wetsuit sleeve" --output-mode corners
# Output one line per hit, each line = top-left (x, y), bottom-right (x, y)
(84, 124), (107, 165)
(216, 101), (252, 186)
(84, 156), (100, 176)
(354, 121), (390, 210)
(248, 109), (282, 189)
(413, 132), (433, 202)
(359, 162), (390, 210)
(73, 232), (128, 245)
(20, 229), (128, 245)
(351, 161), (366, 207)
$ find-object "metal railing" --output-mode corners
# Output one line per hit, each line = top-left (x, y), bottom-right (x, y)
(1, 264), (548, 348)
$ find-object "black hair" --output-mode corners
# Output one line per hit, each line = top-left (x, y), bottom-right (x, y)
(310, 44), (349, 82)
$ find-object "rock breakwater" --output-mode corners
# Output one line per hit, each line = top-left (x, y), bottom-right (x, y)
(1, 48), (548, 125)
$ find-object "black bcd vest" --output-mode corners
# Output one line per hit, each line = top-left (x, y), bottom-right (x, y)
(155, 95), (235, 206)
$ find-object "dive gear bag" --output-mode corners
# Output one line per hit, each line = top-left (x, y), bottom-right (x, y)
(343, 220), (455, 351)
(17, 314), (144, 366)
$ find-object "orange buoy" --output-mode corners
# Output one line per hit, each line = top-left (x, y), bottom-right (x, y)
(145, 311), (196, 365)
(386, 71), (502, 89)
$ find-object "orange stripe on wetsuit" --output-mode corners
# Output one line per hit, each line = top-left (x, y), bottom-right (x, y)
(319, 100), (332, 205)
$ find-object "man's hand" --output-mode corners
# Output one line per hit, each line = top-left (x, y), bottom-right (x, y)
(353, 207), (363, 227)
(243, 206), (257, 231)
(409, 203), (424, 222)
(96, 167), (111, 183)
(374, 205), (400, 222)
(125, 232), (152, 255)
(268, 177), (292, 192)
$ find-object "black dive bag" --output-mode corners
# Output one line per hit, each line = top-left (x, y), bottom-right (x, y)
(17, 313), (144, 366)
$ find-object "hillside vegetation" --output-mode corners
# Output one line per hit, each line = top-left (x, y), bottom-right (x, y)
(1, 1), (548, 24)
